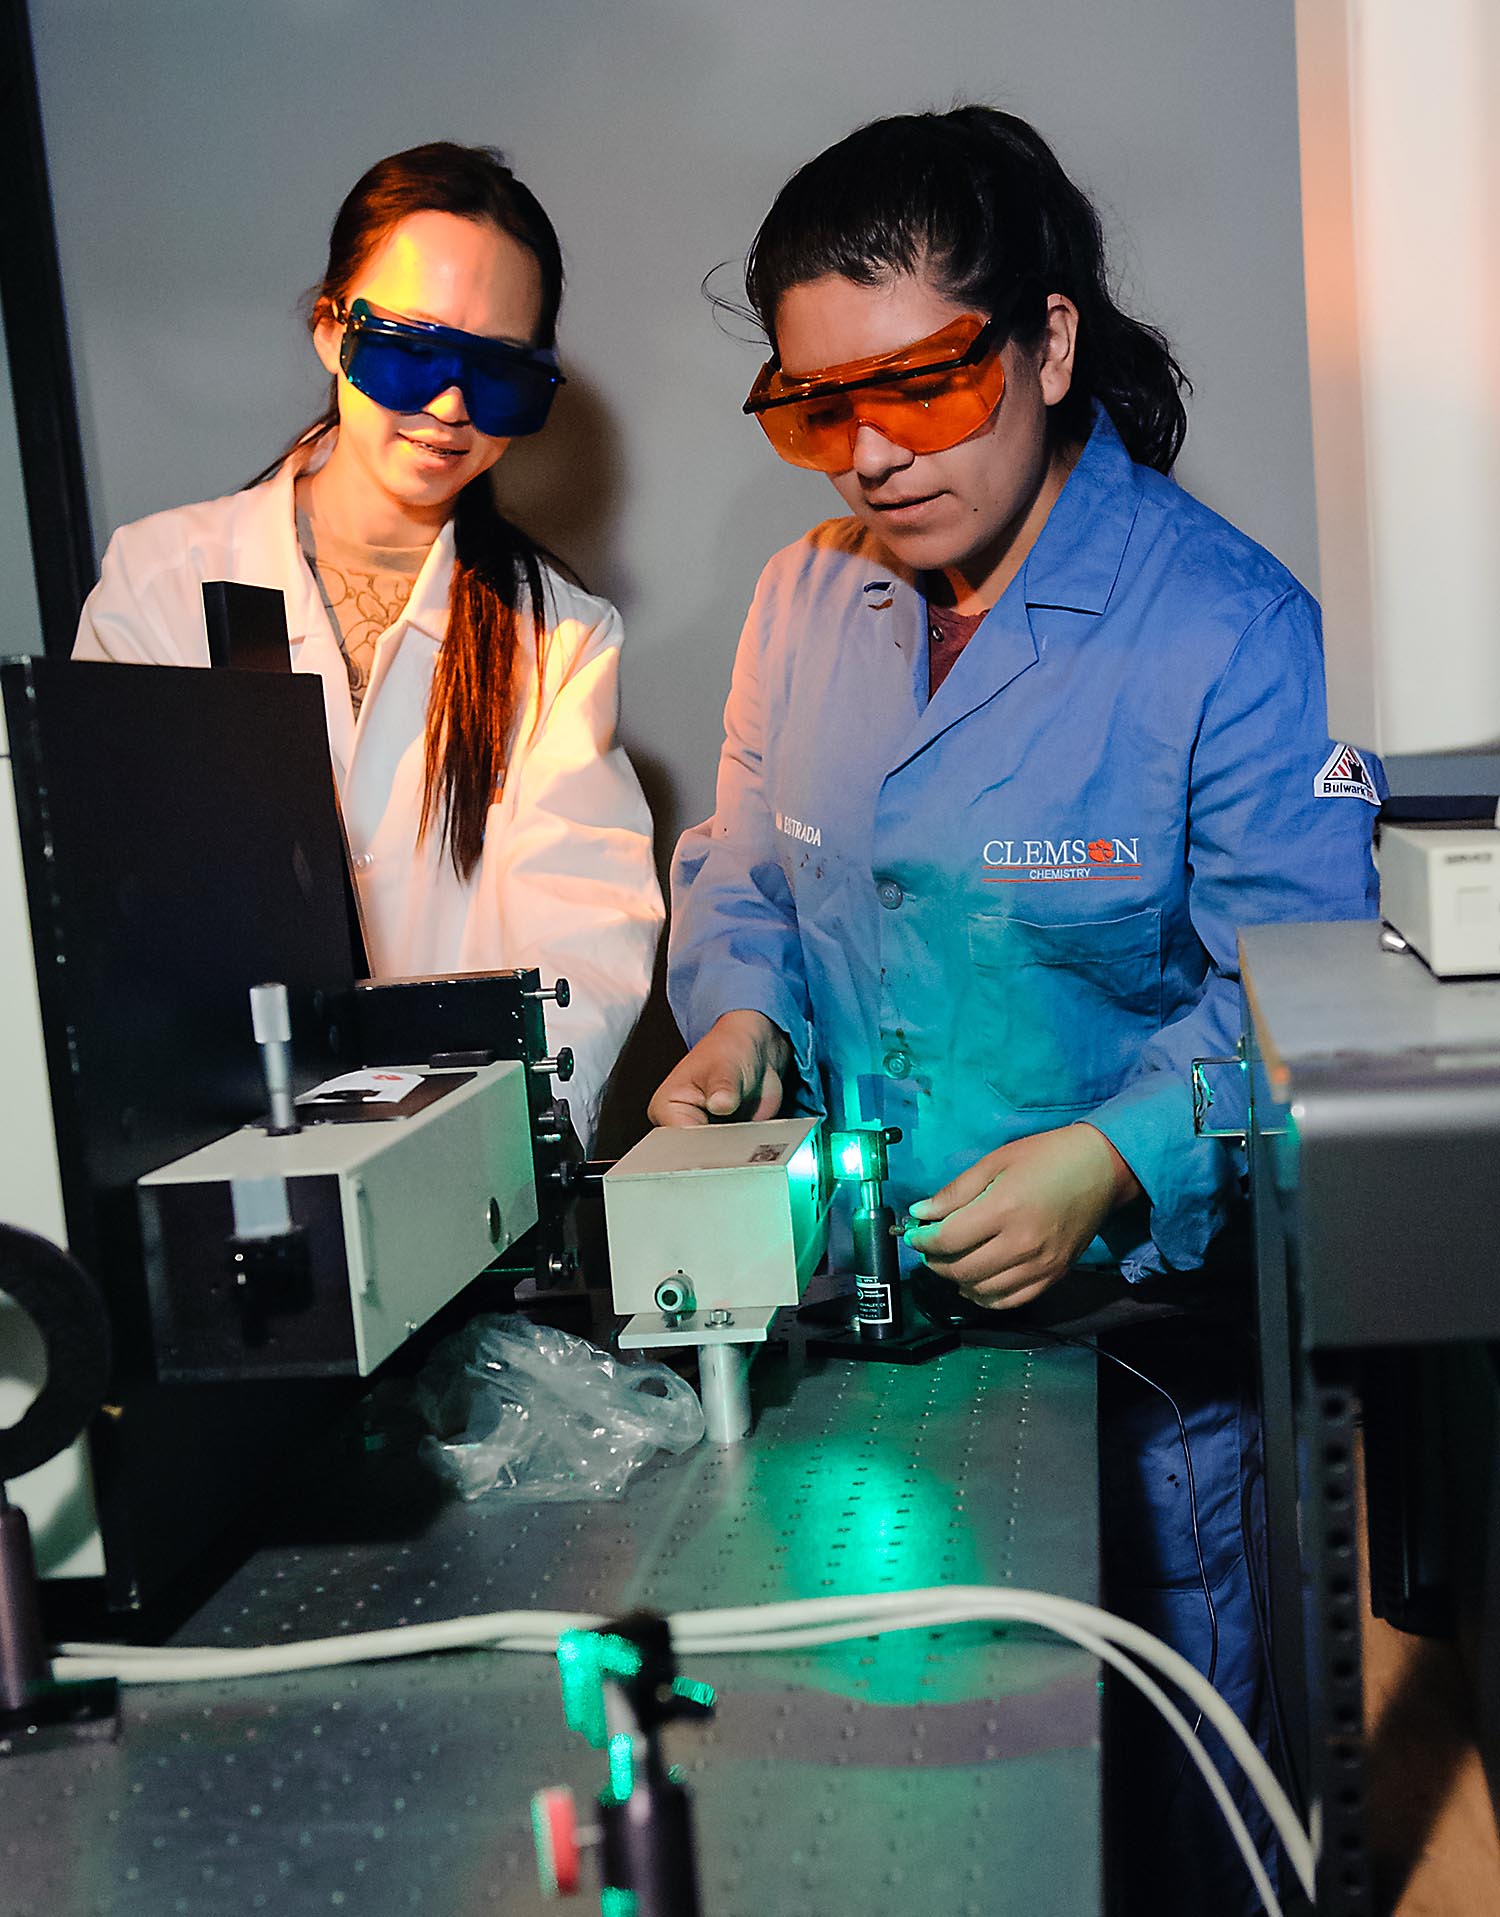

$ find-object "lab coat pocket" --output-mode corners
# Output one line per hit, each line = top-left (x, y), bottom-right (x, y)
(965, 909), (1162, 1111)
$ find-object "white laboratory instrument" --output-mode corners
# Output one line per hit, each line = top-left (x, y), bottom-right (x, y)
(605, 1118), (832, 1443)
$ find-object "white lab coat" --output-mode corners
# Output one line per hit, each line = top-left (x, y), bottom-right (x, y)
(73, 440), (664, 1146)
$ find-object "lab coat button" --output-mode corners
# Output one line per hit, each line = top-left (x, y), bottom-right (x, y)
(353, 852), (374, 872)
(876, 879), (904, 910)
(883, 1046), (913, 1079)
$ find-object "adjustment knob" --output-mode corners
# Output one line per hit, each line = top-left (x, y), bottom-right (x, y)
(532, 1785), (582, 1897)
(534, 1098), (573, 1145)
(526, 979), (571, 1008)
(531, 1048), (575, 1083)
(654, 1274), (696, 1325)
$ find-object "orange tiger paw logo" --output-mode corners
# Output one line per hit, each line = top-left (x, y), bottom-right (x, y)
(1087, 840), (1115, 863)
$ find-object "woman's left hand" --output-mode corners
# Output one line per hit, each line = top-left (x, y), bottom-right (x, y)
(904, 1123), (1141, 1311)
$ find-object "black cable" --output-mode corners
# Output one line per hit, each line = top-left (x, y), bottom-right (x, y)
(1239, 1433), (1306, 1824)
(1018, 1325), (1218, 1825)
(1073, 1322), (1309, 1866)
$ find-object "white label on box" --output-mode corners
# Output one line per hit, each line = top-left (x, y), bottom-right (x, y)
(299, 1069), (423, 1107)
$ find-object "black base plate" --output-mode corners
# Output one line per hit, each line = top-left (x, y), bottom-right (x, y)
(0, 1676), (120, 1758)
(806, 1320), (960, 1365)
(952, 1324), (1073, 1352)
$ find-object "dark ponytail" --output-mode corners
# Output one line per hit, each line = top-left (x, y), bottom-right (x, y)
(421, 482), (547, 878)
(251, 142), (565, 881)
(744, 107), (1189, 474)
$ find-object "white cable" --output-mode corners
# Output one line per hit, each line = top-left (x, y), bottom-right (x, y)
(53, 1613), (1286, 1913)
(674, 1587), (1312, 1898)
(1026, 1616), (1281, 1917)
(53, 1584), (1311, 1903)
(53, 1609), (591, 1680)
(673, 1598), (1310, 1899)
(662, 1607), (1283, 1915)
(680, 1583), (1312, 1895)
(55, 1588), (1308, 1885)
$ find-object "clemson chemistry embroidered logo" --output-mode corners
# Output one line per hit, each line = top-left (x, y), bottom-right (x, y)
(863, 579), (895, 612)
(1314, 744), (1380, 805)
(981, 835), (1142, 882)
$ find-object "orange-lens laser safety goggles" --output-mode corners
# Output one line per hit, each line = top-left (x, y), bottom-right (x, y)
(743, 313), (1004, 472)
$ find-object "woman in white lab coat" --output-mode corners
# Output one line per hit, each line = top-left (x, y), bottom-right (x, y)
(74, 142), (663, 1147)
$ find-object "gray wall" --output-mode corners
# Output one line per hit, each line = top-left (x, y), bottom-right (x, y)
(34, 0), (1318, 823)
(32, 0), (1344, 1107)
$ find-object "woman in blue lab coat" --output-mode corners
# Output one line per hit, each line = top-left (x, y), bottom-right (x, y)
(651, 108), (1381, 1914)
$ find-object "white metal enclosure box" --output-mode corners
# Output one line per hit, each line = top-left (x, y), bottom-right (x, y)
(603, 1118), (830, 1318)
(1380, 823), (1500, 978)
(139, 1061), (538, 1378)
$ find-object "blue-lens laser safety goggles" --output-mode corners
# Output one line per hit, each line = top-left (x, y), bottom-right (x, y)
(336, 298), (563, 438)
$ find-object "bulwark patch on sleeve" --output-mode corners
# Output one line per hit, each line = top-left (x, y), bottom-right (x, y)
(1314, 743), (1380, 805)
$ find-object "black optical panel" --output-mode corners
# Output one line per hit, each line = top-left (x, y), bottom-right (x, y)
(201, 580), (293, 673)
(3, 657), (360, 1610)
(4, 658), (564, 1612)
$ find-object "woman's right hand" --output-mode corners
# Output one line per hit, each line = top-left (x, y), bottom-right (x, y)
(648, 1010), (793, 1127)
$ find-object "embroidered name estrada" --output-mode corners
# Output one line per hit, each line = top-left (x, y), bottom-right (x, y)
(777, 811), (823, 847)
(982, 836), (1141, 882)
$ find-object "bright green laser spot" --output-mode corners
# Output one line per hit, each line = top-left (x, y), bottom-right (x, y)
(607, 1732), (635, 1803)
(671, 1676), (716, 1711)
(831, 1132), (871, 1180)
(557, 1631), (644, 1748)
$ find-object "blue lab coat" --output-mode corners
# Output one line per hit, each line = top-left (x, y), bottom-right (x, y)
(670, 406), (1382, 1911)
(670, 407), (1381, 1275)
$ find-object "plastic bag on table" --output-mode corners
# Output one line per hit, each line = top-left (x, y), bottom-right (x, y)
(412, 1313), (704, 1502)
